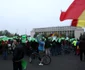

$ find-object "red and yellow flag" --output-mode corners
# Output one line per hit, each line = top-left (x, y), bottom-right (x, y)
(71, 19), (85, 27)
(60, 0), (85, 21)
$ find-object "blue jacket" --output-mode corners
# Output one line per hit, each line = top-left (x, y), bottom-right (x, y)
(38, 41), (45, 51)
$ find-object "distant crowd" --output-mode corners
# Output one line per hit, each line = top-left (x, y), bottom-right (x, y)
(0, 37), (80, 59)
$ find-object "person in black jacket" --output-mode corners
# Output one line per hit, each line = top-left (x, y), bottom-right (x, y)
(51, 40), (57, 56)
(79, 38), (85, 61)
(45, 39), (51, 56)
(12, 39), (24, 70)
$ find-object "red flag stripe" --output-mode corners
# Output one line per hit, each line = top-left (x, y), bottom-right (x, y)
(71, 19), (78, 26)
(60, 0), (85, 21)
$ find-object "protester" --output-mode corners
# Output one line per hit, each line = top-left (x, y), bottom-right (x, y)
(72, 40), (77, 55)
(25, 41), (31, 56)
(8, 39), (12, 54)
(38, 38), (45, 66)
(57, 39), (62, 55)
(2, 41), (8, 60)
(45, 39), (51, 56)
(12, 40), (17, 51)
(51, 40), (57, 56)
(12, 39), (24, 70)
(0, 41), (2, 54)
(79, 38), (85, 61)
(76, 40), (80, 55)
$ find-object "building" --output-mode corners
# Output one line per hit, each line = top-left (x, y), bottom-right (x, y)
(31, 26), (84, 39)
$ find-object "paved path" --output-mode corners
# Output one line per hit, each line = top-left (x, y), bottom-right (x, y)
(0, 54), (85, 70)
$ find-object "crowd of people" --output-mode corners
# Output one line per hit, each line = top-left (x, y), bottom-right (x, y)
(0, 37), (83, 59)
(0, 36), (85, 70)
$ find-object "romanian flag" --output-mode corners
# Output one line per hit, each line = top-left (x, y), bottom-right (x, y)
(71, 19), (85, 27)
(60, 0), (85, 21)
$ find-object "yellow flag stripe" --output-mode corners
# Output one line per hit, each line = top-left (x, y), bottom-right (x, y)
(77, 20), (85, 27)
(79, 10), (85, 20)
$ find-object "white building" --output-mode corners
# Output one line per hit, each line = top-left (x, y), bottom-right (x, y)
(31, 26), (84, 39)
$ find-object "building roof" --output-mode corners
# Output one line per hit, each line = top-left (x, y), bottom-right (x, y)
(32, 26), (84, 32)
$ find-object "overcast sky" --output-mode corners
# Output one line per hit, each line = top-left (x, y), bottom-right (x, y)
(0, 0), (74, 35)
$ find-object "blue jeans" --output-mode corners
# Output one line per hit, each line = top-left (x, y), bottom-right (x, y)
(3, 51), (7, 60)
